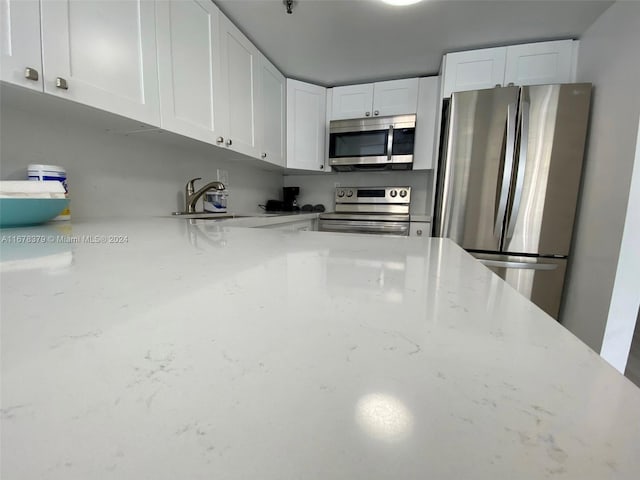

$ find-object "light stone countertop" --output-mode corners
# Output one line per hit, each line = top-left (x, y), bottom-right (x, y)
(1, 217), (639, 479)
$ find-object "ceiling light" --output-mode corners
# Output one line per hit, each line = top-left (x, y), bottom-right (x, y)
(382, 0), (423, 6)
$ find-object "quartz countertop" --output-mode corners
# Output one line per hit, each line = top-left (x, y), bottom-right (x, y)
(1, 218), (639, 479)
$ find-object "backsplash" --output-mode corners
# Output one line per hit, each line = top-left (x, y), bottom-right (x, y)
(0, 102), (283, 219)
(284, 170), (434, 215)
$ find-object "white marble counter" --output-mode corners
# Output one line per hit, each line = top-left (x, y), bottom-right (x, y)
(1, 218), (639, 479)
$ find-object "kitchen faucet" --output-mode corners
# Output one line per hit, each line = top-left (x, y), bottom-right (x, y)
(184, 177), (225, 213)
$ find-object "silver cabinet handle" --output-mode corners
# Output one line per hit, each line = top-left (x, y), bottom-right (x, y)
(261, 153), (267, 158)
(216, 137), (224, 144)
(24, 67), (39, 81)
(55, 77), (69, 90)
(365, 111), (371, 116)
(374, 110), (379, 116)
(225, 139), (232, 146)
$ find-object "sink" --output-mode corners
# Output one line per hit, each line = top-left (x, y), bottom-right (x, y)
(171, 212), (253, 220)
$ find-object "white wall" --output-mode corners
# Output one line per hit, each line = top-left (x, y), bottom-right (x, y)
(600, 115), (640, 372)
(284, 171), (433, 215)
(561, 1), (640, 370)
(0, 91), (283, 219)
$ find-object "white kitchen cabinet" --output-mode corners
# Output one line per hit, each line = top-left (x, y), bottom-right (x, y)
(1, 0), (42, 91)
(258, 55), (286, 167)
(331, 78), (419, 120)
(39, 0), (160, 125)
(442, 40), (578, 98)
(330, 83), (375, 120)
(504, 40), (576, 87)
(259, 219), (317, 232)
(371, 78), (419, 117)
(410, 222), (431, 237)
(413, 76), (440, 170)
(441, 47), (506, 98)
(219, 13), (260, 158)
(287, 79), (327, 172)
(155, 0), (227, 146)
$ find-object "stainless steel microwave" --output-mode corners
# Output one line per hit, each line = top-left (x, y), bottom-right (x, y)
(328, 114), (416, 171)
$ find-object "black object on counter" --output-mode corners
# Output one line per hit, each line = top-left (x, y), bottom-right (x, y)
(301, 204), (314, 212)
(282, 186), (300, 211)
(265, 200), (284, 212)
(312, 204), (326, 212)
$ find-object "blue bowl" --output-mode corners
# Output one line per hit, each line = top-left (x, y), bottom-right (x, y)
(0, 198), (70, 228)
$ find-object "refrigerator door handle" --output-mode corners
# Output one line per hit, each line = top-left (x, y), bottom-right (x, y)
(506, 100), (530, 241)
(495, 102), (517, 239)
(478, 259), (558, 271)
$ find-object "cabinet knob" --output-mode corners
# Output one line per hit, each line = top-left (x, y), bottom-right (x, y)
(416, 229), (423, 236)
(374, 110), (379, 116)
(261, 153), (267, 158)
(216, 136), (224, 144)
(365, 111), (371, 117)
(24, 67), (39, 81)
(55, 77), (69, 90)
(225, 139), (232, 146)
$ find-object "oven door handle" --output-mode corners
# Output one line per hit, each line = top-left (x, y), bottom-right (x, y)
(319, 220), (409, 236)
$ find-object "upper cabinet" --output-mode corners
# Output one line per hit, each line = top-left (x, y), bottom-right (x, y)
(287, 79), (327, 172)
(330, 78), (419, 120)
(503, 40), (577, 87)
(156, 0), (227, 146)
(1, 0), (43, 91)
(219, 14), (260, 159)
(258, 55), (286, 167)
(40, 0), (160, 125)
(442, 40), (578, 97)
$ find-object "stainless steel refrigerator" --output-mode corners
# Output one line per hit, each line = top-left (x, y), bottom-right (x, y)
(433, 84), (592, 319)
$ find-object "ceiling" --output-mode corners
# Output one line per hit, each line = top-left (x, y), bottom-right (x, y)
(216, 0), (613, 86)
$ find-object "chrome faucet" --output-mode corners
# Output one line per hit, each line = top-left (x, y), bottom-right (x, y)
(184, 177), (226, 213)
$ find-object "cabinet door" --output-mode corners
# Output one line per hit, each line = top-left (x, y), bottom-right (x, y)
(219, 14), (260, 158)
(330, 83), (374, 120)
(287, 79), (326, 171)
(156, 0), (227, 145)
(413, 77), (440, 170)
(258, 55), (285, 167)
(372, 78), (419, 117)
(442, 47), (506, 97)
(410, 222), (431, 237)
(1, 0), (42, 91)
(40, 0), (160, 125)
(504, 40), (576, 86)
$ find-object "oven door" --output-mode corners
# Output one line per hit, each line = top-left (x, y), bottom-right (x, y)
(318, 219), (410, 236)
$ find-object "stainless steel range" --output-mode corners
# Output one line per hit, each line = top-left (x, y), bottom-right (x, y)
(318, 186), (411, 236)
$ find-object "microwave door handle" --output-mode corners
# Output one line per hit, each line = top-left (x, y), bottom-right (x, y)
(506, 100), (530, 242)
(387, 125), (394, 161)
(495, 102), (517, 239)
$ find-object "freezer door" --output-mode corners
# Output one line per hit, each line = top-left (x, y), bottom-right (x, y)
(503, 84), (591, 256)
(474, 253), (567, 319)
(433, 86), (520, 251)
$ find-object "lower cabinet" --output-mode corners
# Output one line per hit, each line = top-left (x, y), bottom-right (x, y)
(410, 222), (431, 237)
(258, 219), (317, 232)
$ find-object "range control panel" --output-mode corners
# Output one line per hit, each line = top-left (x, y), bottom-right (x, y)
(335, 186), (411, 204)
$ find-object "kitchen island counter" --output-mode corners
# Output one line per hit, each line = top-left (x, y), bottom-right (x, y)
(1, 218), (639, 479)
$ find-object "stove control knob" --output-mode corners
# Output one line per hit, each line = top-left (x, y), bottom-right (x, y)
(346, 190), (354, 197)
(399, 189), (407, 198)
(390, 190), (398, 198)
(337, 190), (345, 198)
